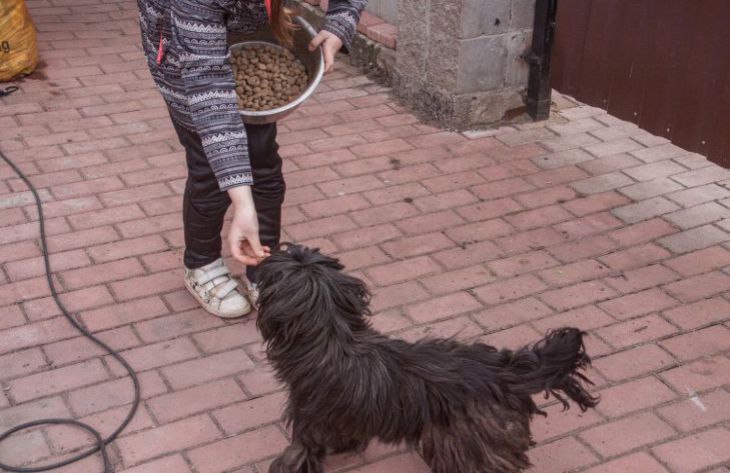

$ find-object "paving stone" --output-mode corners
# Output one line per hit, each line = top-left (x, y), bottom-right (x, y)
(470, 177), (534, 201)
(527, 437), (598, 473)
(487, 251), (559, 277)
(212, 391), (287, 434)
(578, 153), (642, 175)
(664, 246), (730, 276)
(532, 148), (594, 169)
(597, 314), (678, 349)
(598, 288), (678, 319)
(664, 202), (730, 229)
(420, 265), (494, 295)
(662, 297), (730, 329)
(595, 376), (677, 418)
(538, 259), (614, 287)
(548, 235), (618, 262)
(539, 280), (617, 311)
(672, 152), (715, 169)
(605, 264), (680, 293)
(658, 224), (730, 253)
(148, 379), (246, 423)
(660, 325), (730, 361)
(608, 218), (678, 246)
(496, 127), (556, 146)
(558, 104), (604, 120)
(630, 132), (670, 147)
(525, 165), (589, 188)
(623, 160), (687, 182)
(666, 183), (730, 207)
(503, 204), (572, 230)
(571, 172), (634, 195)
(660, 355), (730, 393)
(540, 132), (602, 153)
(187, 425), (288, 473)
(630, 142), (687, 163)
(532, 305), (613, 333)
(563, 191), (631, 217)
(546, 117), (605, 136)
(672, 166), (730, 187)
(579, 412), (676, 457)
(118, 455), (194, 473)
(612, 197), (680, 224)
(584, 138), (644, 158)
(474, 297), (553, 331)
(663, 271), (730, 303)
(582, 453), (670, 473)
(598, 243), (671, 271)
(514, 185), (577, 209)
(619, 177), (685, 201)
(590, 123), (640, 142)
(658, 389), (730, 432)
(652, 428), (730, 473)
(593, 344), (676, 382)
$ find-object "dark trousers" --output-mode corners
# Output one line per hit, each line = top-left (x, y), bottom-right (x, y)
(171, 120), (286, 282)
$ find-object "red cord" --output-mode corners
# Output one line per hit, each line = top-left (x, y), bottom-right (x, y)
(264, 0), (272, 20)
(156, 31), (163, 64)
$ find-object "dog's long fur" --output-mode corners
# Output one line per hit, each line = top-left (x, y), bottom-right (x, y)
(257, 244), (599, 473)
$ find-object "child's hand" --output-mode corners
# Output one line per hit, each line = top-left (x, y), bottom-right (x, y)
(227, 186), (271, 265)
(308, 30), (343, 74)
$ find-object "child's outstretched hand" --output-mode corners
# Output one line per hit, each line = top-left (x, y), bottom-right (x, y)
(227, 186), (271, 266)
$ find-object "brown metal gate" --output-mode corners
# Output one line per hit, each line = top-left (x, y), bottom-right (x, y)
(551, 0), (730, 167)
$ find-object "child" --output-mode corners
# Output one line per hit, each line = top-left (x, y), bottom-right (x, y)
(136, 0), (366, 318)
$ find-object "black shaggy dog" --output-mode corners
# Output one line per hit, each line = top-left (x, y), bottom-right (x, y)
(256, 244), (599, 473)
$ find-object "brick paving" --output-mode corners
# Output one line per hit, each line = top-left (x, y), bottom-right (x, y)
(1, 1), (730, 472)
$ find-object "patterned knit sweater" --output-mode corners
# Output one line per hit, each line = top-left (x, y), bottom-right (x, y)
(136, 0), (367, 190)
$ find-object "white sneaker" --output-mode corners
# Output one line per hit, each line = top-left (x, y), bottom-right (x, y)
(241, 275), (259, 311)
(184, 258), (251, 319)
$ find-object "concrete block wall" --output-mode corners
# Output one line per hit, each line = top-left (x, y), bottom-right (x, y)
(458, 0), (535, 91)
(299, 0), (538, 129)
(394, 0), (537, 128)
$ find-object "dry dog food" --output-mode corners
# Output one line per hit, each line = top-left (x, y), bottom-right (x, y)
(232, 45), (308, 111)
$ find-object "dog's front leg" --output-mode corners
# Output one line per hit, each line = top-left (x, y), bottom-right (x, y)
(269, 442), (324, 473)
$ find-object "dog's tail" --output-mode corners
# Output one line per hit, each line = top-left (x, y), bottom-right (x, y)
(500, 328), (598, 412)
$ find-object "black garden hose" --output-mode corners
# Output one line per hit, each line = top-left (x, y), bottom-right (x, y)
(0, 145), (140, 472)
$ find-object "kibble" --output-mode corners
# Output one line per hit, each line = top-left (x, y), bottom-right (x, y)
(232, 45), (308, 112)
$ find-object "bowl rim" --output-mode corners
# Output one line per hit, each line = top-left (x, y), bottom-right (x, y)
(230, 16), (324, 119)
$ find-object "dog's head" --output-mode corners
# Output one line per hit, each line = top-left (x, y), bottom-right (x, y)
(256, 243), (372, 347)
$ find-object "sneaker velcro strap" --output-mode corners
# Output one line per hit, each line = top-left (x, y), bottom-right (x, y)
(210, 279), (238, 300)
(196, 266), (231, 285)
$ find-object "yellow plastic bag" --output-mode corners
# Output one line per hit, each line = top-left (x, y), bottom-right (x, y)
(0, 0), (38, 81)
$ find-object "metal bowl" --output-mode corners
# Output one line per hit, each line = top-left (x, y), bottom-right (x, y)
(230, 16), (324, 125)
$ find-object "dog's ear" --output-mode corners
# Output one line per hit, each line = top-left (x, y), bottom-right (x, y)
(256, 243), (372, 344)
